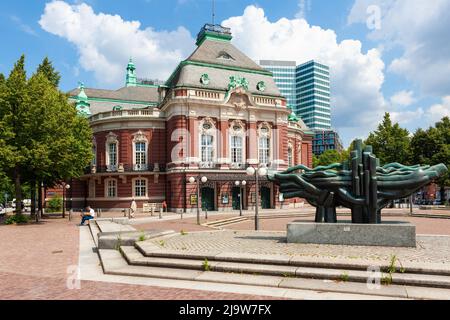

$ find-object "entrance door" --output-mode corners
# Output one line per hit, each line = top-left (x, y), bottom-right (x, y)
(260, 186), (271, 209)
(232, 187), (241, 210)
(201, 187), (215, 211)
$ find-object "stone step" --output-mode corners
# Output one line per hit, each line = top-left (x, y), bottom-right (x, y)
(121, 246), (450, 289)
(134, 241), (450, 277)
(88, 221), (101, 248)
(96, 220), (136, 233)
(204, 217), (248, 227)
(99, 248), (450, 299)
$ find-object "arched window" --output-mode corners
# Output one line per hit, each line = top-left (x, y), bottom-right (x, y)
(199, 118), (216, 168)
(258, 123), (271, 165)
(105, 178), (117, 198)
(230, 120), (245, 169)
(105, 132), (119, 172)
(287, 144), (293, 168)
(132, 131), (148, 171)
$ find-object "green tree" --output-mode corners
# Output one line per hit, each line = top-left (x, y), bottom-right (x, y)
(315, 150), (342, 166)
(0, 55), (93, 216)
(364, 113), (411, 165)
(411, 117), (450, 202)
(36, 57), (61, 88)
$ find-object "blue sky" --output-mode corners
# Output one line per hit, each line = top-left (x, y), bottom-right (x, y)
(1, 0), (449, 146)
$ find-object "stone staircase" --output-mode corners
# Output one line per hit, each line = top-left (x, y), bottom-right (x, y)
(88, 221), (450, 299)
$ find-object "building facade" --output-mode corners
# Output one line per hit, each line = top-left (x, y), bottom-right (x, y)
(259, 60), (296, 109)
(312, 130), (344, 156)
(53, 24), (314, 212)
(295, 61), (331, 131)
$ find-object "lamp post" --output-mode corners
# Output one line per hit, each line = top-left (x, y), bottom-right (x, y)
(234, 180), (247, 217)
(188, 175), (208, 225)
(246, 166), (268, 231)
(62, 183), (71, 219)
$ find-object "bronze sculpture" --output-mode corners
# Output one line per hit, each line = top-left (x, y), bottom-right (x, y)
(269, 139), (448, 224)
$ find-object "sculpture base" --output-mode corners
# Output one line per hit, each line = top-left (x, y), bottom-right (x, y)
(287, 221), (416, 247)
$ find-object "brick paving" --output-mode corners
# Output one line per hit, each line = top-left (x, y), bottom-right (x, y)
(0, 219), (279, 300)
(145, 230), (450, 265)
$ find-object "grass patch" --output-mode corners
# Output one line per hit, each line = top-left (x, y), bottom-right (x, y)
(202, 258), (211, 271)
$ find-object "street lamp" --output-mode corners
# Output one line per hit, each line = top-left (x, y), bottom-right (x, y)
(188, 175), (208, 225)
(246, 166), (268, 230)
(234, 180), (247, 216)
(62, 183), (71, 219)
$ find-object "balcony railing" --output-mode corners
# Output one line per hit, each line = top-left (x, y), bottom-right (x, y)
(89, 163), (166, 174)
(230, 163), (245, 170)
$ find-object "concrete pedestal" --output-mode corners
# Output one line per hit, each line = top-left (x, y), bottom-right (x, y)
(287, 221), (416, 247)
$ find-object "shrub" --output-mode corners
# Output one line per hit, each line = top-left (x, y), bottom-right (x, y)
(4, 214), (30, 225)
(47, 196), (63, 213)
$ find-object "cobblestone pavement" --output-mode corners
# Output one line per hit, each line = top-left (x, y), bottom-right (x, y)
(146, 230), (450, 265)
(0, 219), (280, 300)
(225, 216), (450, 235)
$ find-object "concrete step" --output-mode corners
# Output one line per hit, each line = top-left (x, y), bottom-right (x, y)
(96, 220), (136, 233)
(88, 221), (101, 248)
(99, 248), (450, 299)
(122, 246), (450, 289)
(135, 241), (450, 277)
(204, 217), (248, 227)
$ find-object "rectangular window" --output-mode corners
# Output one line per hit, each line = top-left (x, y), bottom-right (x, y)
(259, 137), (270, 165)
(107, 179), (117, 198)
(231, 136), (243, 164)
(108, 143), (117, 166)
(134, 179), (147, 197)
(201, 135), (214, 162)
(135, 142), (146, 165)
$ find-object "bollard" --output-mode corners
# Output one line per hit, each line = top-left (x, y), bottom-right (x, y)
(123, 209), (126, 217)
(159, 208), (162, 219)
(205, 209), (208, 220)
(69, 209), (73, 221)
(151, 207), (154, 217)
(128, 208), (131, 219)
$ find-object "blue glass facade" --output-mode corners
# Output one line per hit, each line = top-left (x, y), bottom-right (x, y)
(259, 60), (297, 109)
(312, 130), (343, 156)
(259, 60), (331, 131)
(295, 61), (331, 131)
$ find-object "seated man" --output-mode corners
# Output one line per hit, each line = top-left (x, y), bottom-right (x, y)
(79, 206), (95, 226)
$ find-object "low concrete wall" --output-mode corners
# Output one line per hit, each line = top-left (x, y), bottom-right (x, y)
(287, 221), (416, 247)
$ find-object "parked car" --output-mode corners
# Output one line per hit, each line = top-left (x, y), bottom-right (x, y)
(433, 200), (442, 205)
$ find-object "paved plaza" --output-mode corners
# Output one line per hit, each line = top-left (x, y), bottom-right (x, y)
(1, 208), (450, 300)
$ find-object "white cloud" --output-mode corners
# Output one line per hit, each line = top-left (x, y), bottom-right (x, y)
(390, 90), (415, 107)
(222, 6), (387, 145)
(39, 0), (195, 87)
(348, 0), (450, 97)
(428, 96), (450, 124)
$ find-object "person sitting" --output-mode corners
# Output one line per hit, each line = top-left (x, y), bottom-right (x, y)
(79, 206), (95, 226)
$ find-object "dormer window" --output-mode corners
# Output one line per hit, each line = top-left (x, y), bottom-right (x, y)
(217, 51), (234, 61)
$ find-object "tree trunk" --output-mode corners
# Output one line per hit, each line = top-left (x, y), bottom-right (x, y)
(38, 182), (43, 217)
(30, 179), (36, 217)
(440, 185), (446, 204)
(13, 167), (22, 215)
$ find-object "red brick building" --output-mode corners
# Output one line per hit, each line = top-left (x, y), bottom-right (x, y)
(51, 24), (314, 212)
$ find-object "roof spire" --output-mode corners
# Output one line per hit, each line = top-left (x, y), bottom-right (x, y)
(212, 0), (215, 25)
(126, 57), (137, 87)
(75, 81), (91, 117)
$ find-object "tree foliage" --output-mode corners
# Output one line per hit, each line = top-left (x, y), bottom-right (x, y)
(314, 150), (342, 167)
(0, 55), (93, 215)
(411, 117), (450, 200)
(364, 113), (411, 165)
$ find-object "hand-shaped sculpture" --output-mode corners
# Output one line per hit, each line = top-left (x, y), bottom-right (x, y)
(269, 139), (448, 224)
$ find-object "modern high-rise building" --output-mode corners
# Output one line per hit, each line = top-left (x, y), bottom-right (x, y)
(259, 60), (296, 109)
(260, 59), (339, 156)
(312, 130), (343, 156)
(295, 60), (331, 131)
